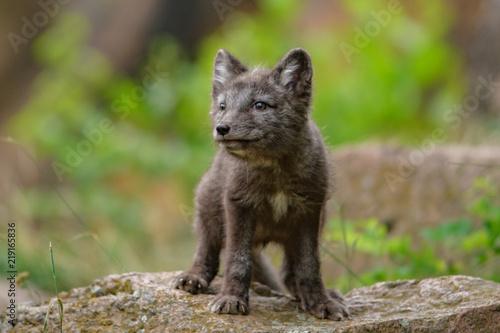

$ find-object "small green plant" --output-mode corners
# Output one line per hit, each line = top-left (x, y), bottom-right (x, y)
(428, 177), (500, 280)
(325, 177), (500, 291)
(321, 204), (367, 291)
(43, 243), (64, 333)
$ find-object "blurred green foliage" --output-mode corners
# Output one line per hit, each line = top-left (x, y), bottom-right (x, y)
(201, 0), (463, 143)
(326, 177), (500, 292)
(3, 0), (469, 293)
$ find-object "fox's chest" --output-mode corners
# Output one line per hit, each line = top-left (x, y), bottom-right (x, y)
(245, 175), (296, 219)
(269, 191), (289, 222)
(267, 191), (308, 222)
(251, 190), (310, 244)
(257, 188), (308, 226)
(238, 169), (311, 221)
(229, 165), (325, 244)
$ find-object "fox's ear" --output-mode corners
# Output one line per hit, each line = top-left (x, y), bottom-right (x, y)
(273, 48), (312, 95)
(212, 49), (248, 97)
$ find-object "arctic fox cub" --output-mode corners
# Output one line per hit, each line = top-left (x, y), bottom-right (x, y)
(173, 48), (348, 320)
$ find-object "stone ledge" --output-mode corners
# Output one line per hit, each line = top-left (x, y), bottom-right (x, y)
(332, 145), (500, 234)
(2, 272), (499, 332)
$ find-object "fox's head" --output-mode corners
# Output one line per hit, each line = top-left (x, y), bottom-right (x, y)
(210, 48), (313, 161)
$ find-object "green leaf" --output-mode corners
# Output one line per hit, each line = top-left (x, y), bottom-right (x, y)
(462, 230), (489, 253)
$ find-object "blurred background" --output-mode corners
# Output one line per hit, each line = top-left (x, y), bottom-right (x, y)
(1, 0), (499, 304)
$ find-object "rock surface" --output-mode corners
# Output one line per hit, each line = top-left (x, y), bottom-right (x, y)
(1, 272), (499, 332)
(333, 145), (500, 234)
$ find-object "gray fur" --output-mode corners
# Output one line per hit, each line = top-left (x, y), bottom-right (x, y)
(173, 48), (349, 320)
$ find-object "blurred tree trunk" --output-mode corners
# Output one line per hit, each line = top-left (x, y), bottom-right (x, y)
(0, 1), (42, 126)
(450, 0), (500, 117)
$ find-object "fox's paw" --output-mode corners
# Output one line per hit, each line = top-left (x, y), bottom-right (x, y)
(172, 272), (207, 294)
(308, 298), (349, 321)
(209, 294), (249, 315)
(327, 288), (348, 307)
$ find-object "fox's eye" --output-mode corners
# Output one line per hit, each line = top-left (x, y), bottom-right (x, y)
(220, 103), (226, 110)
(253, 102), (267, 111)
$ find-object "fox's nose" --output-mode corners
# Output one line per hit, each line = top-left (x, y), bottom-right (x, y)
(216, 124), (230, 136)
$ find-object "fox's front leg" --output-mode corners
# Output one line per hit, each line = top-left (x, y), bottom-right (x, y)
(285, 210), (349, 321)
(210, 201), (255, 315)
(173, 213), (222, 294)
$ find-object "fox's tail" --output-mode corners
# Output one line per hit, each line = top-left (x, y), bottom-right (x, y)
(251, 250), (284, 293)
